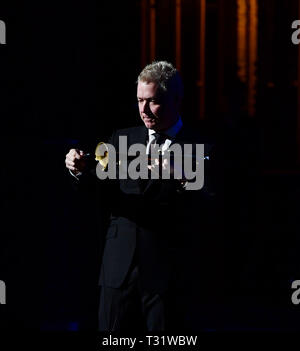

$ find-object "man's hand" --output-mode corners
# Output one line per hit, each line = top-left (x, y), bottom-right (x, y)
(65, 149), (87, 175)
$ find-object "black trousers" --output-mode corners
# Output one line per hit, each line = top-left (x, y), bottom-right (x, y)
(98, 263), (183, 332)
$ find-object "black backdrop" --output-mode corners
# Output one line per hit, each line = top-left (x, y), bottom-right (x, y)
(0, 0), (143, 330)
(1, 1), (300, 332)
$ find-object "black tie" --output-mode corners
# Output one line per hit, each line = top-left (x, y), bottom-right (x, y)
(139, 133), (166, 192)
(153, 132), (167, 146)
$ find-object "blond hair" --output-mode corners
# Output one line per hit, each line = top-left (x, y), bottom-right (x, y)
(137, 61), (183, 100)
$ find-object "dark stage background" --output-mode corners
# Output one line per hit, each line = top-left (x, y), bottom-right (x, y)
(1, 0), (300, 331)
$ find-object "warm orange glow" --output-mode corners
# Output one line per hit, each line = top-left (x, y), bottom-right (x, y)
(237, 0), (258, 116)
(237, 0), (247, 83)
(248, 0), (258, 117)
(150, 0), (156, 61)
(140, 0), (147, 68)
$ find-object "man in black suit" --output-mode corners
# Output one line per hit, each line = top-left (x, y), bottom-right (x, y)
(65, 61), (216, 331)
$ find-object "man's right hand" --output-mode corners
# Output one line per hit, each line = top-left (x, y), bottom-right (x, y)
(65, 149), (87, 175)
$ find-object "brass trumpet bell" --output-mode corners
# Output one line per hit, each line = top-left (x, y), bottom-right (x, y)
(95, 142), (109, 170)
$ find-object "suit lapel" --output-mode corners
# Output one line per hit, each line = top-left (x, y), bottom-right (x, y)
(142, 124), (206, 194)
(125, 126), (149, 193)
(128, 125), (148, 146)
(142, 126), (189, 194)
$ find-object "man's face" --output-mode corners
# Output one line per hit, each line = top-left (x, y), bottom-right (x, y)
(137, 81), (179, 131)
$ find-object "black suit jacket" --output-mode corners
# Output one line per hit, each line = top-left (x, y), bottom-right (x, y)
(74, 124), (217, 295)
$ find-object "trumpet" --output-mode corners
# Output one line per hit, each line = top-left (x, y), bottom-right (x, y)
(95, 142), (109, 170)
(93, 142), (162, 170)
(93, 141), (209, 171)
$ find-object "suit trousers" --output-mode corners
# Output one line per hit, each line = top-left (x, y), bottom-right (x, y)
(98, 256), (183, 332)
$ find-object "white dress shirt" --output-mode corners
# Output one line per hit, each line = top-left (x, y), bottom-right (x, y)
(146, 116), (183, 154)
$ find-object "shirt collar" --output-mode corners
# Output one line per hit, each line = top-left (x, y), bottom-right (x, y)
(148, 116), (183, 139)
